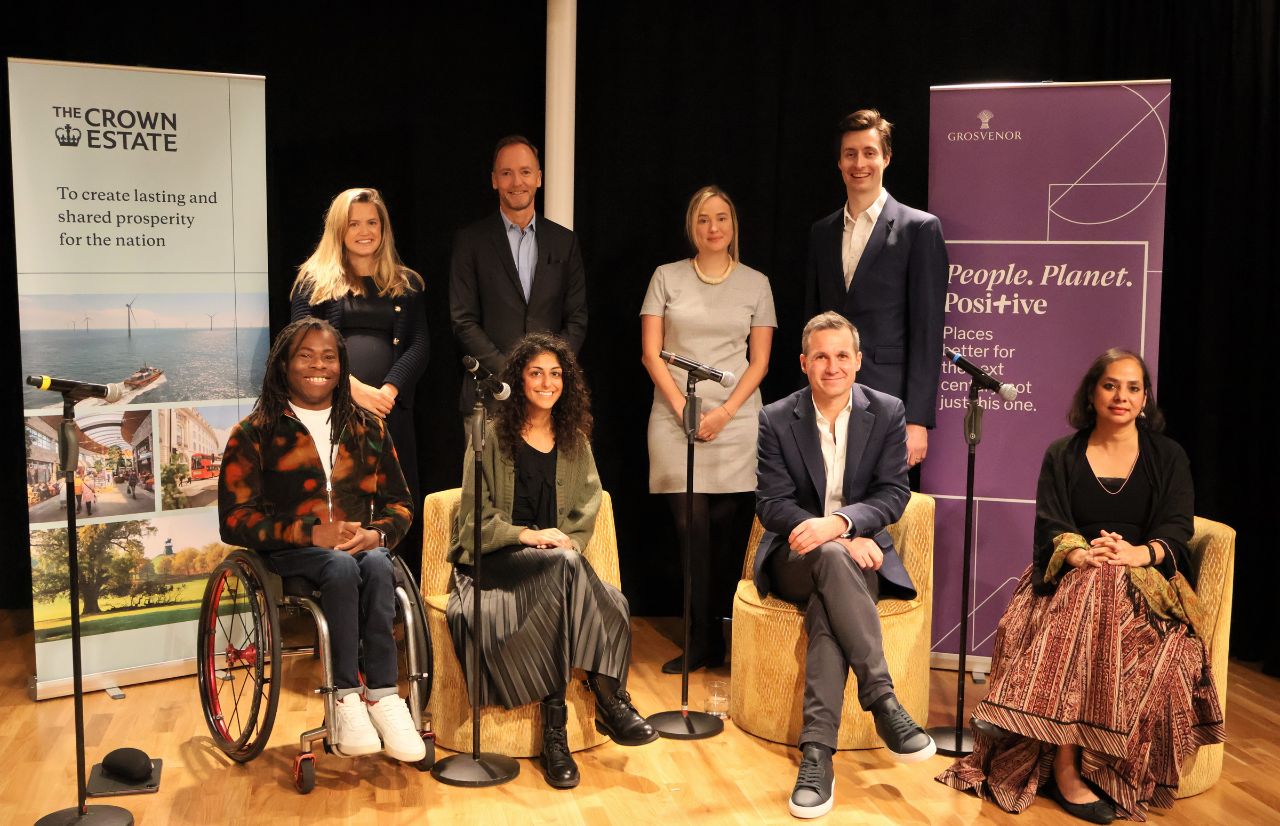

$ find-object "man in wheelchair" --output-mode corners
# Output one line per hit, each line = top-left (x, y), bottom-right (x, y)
(218, 317), (426, 763)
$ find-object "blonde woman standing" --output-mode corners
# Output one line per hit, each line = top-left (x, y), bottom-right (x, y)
(291, 188), (428, 570)
(640, 185), (776, 672)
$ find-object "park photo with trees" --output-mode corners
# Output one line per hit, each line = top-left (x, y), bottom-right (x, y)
(30, 517), (237, 642)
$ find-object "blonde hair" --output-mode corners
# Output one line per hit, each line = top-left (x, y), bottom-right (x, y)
(292, 188), (423, 303)
(684, 185), (740, 262)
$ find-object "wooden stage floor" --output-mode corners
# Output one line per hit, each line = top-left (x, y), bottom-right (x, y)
(3, 612), (1277, 824)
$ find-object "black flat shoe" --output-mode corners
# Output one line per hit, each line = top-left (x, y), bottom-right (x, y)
(970, 716), (1013, 744)
(1045, 780), (1115, 824)
(660, 648), (725, 675)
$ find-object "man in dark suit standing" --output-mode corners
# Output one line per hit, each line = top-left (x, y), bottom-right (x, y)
(450, 135), (588, 410)
(755, 312), (934, 819)
(805, 109), (947, 470)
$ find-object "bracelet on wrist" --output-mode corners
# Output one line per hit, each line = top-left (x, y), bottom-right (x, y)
(1145, 542), (1157, 567)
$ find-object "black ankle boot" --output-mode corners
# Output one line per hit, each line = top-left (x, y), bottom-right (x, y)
(586, 674), (658, 746)
(539, 699), (579, 789)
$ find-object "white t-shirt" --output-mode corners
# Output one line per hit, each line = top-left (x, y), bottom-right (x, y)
(288, 403), (334, 485)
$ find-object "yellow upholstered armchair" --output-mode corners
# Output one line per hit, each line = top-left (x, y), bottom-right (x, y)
(418, 487), (621, 757)
(1175, 516), (1236, 798)
(729, 491), (935, 749)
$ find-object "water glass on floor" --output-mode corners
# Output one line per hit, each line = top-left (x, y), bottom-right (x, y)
(705, 679), (730, 719)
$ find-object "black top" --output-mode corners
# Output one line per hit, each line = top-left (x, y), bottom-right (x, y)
(290, 278), (429, 408)
(341, 277), (397, 388)
(1071, 463), (1153, 552)
(1032, 429), (1195, 595)
(511, 440), (558, 530)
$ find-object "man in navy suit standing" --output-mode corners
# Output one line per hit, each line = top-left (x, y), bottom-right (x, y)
(805, 109), (948, 470)
(755, 312), (935, 819)
(450, 135), (588, 412)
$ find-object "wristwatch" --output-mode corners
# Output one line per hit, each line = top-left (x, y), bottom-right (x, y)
(371, 526), (388, 549)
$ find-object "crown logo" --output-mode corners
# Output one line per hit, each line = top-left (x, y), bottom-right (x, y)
(55, 124), (82, 147)
(977, 110), (994, 130)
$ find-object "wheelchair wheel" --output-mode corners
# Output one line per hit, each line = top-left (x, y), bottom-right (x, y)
(197, 551), (282, 762)
(293, 752), (316, 794)
(391, 554), (433, 715)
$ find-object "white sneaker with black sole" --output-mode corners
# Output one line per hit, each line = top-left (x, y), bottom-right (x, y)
(367, 694), (427, 762)
(870, 694), (936, 763)
(332, 692), (382, 757)
(789, 742), (835, 819)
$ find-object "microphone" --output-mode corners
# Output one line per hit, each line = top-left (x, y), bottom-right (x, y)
(461, 356), (511, 401)
(943, 349), (1018, 401)
(659, 350), (737, 388)
(27, 374), (124, 403)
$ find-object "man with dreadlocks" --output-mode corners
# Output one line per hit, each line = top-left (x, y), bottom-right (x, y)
(218, 317), (426, 762)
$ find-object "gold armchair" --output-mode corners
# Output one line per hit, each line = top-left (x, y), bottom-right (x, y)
(418, 488), (621, 757)
(1175, 516), (1236, 798)
(729, 492), (935, 749)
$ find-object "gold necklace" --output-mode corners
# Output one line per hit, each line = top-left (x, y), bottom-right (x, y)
(1088, 448), (1140, 496)
(692, 257), (733, 285)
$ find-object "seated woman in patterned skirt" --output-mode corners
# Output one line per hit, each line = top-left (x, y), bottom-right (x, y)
(448, 332), (657, 790)
(937, 348), (1225, 823)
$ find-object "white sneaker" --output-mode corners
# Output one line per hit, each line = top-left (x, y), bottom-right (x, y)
(367, 694), (427, 762)
(332, 693), (381, 757)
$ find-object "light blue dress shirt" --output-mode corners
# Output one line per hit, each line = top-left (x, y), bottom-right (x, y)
(502, 212), (538, 302)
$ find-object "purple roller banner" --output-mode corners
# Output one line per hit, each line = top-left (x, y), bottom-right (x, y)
(922, 81), (1170, 660)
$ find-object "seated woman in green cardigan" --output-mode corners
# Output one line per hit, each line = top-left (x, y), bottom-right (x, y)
(448, 332), (656, 790)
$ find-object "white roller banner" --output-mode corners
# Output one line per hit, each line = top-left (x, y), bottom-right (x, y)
(9, 58), (268, 699)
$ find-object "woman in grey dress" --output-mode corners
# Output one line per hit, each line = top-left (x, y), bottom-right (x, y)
(448, 333), (656, 790)
(640, 185), (777, 672)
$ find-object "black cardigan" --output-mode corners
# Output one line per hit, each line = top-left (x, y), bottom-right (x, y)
(1031, 428), (1196, 595)
(290, 281), (429, 409)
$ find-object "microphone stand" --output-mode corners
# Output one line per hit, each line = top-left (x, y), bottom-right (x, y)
(432, 378), (520, 786)
(37, 391), (133, 825)
(926, 379), (982, 757)
(648, 374), (724, 740)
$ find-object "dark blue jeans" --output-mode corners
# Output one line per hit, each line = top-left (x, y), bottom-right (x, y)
(264, 546), (397, 692)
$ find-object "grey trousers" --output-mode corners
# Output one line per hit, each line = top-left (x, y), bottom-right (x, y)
(767, 541), (893, 750)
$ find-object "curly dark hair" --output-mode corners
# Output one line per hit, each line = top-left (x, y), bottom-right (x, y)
(1066, 347), (1165, 432)
(492, 333), (593, 462)
(249, 317), (365, 440)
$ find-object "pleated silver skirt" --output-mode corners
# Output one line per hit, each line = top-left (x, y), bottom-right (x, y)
(446, 545), (632, 709)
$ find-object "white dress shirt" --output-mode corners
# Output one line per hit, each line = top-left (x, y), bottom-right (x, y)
(813, 391), (855, 534)
(841, 188), (889, 289)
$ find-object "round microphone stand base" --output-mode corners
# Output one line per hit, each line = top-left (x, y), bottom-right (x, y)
(647, 709), (724, 740)
(37, 805), (135, 826)
(431, 752), (520, 787)
(926, 725), (974, 758)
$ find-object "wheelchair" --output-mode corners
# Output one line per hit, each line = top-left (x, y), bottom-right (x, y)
(196, 548), (434, 793)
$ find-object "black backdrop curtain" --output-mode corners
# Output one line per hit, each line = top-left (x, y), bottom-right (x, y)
(4, 2), (1277, 669)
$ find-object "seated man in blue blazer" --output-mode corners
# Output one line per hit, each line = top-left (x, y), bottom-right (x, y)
(755, 311), (935, 819)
